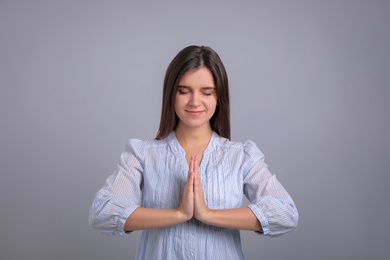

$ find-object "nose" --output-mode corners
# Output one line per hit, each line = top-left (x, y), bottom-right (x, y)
(189, 92), (201, 106)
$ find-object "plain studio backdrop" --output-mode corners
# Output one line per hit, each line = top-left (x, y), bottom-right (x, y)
(1, 1), (389, 259)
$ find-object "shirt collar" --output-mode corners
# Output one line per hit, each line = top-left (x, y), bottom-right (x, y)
(167, 131), (218, 155)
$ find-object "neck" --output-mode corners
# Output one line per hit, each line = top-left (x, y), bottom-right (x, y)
(175, 123), (213, 147)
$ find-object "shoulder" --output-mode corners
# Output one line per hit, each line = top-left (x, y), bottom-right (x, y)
(213, 134), (264, 162)
(125, 137), (169, 152)
(214, 135), (263, 155)
(122, 137), (169, 162)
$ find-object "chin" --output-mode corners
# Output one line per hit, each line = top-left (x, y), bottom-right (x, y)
(179, 120), (210, 130)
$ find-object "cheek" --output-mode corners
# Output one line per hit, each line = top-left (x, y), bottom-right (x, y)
(207, 98), (218, 111)
(174, 95), (185, 112)
(174, 101), (179, 115)
(174, 94), (180, 104)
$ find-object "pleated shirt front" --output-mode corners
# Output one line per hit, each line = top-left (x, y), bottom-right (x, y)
(89, 132), (298, 260)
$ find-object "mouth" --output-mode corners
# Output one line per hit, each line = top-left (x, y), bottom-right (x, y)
(186, 110), (204, 116)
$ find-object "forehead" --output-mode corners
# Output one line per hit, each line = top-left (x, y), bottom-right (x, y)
(178, 67), (215, 87)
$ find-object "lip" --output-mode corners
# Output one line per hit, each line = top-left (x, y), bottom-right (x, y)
(186, 110), (204, 116)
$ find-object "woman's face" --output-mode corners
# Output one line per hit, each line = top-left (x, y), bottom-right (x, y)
(174, 67), (217, 131)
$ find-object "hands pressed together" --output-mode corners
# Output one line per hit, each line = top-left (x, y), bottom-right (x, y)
(178, 155), (211, 223)
(125, 155), (262, 231)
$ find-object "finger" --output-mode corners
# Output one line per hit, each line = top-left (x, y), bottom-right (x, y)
(194, 155), (200, 175)
(190, 155), (193, 172)
(193, 158), (202, 191)
(192, 155), (196, 172)
(186, 156), (194, 187)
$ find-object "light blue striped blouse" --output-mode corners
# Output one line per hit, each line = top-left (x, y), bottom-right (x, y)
(89, 131), (298, 260)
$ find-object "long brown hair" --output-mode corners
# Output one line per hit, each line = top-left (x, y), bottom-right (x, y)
(156, 45), (230, 140)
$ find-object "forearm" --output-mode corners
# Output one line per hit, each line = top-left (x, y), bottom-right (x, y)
(197, 207), (263, 231)
(191, 155), (262, 232)
(124, 207), (190, 231)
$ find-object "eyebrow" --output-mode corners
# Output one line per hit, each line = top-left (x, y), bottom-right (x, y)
(177, 85), (215, 90)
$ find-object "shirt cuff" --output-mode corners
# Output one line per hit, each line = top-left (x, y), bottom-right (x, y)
(116, 205), (140, 236)
(247, 204), (270, 235)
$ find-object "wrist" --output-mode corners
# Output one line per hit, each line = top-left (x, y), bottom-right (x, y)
(177, 208), (192, 222)
(195, 208), (213, 224)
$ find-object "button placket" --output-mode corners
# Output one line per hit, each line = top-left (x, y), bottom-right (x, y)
(189, 220), (196, 258)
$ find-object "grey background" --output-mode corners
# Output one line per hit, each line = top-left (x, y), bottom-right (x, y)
(1, 1), (389, 259)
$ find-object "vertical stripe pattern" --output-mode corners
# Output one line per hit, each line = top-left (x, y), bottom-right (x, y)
(89, 132), (298, 259)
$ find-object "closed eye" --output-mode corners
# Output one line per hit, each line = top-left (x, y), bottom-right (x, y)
(202, 88), (215, 96)
(178, 90), (189, 95)
(177, 86), (215, 96)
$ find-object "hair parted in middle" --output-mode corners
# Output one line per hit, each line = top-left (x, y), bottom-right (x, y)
(155, 45), (231, 140)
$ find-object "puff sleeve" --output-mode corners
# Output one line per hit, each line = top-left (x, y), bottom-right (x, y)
(89, 139), (144, 236)
(243, 141), (298, 236)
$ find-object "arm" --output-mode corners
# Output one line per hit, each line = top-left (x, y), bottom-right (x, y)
(89, 139), (145, 235)
(195, 207), (263, 232)
(242, 141), (299, 236)
(191, 142), (298, 235)
(124, 208), (188, 231)
(191, 156), (263, 232)
(90, 140), (197, 234)
(124, 164), (195, 231)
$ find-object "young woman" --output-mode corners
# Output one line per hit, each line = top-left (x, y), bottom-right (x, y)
(89, 45), (298, 259)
